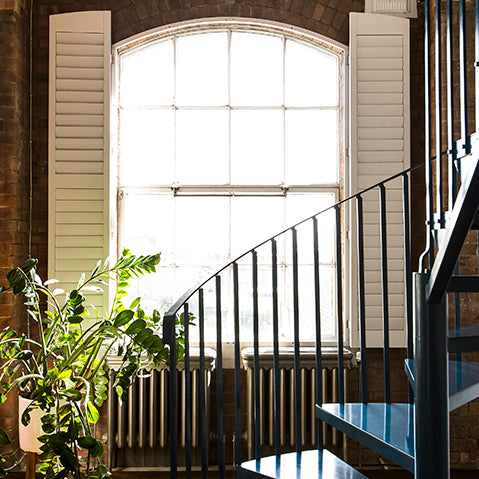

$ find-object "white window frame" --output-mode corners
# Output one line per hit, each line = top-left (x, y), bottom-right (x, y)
(111, 18), (350, 355)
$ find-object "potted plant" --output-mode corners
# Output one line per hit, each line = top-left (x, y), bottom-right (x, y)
(0, 249), (187, 478)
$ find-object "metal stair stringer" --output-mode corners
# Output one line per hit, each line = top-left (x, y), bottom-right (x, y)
(427, 153), (479, 303)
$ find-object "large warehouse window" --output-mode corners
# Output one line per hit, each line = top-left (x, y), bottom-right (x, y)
(114, 22), (345, 342)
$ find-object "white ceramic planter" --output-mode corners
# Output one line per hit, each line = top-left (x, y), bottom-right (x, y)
(18, 396), (43, 454)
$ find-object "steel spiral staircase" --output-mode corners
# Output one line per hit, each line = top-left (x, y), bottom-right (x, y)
(162, 0), (479, 477)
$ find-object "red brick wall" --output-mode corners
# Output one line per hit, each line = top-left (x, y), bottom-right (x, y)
(0, 0), (449, 472)
(0, 0), (30, 463)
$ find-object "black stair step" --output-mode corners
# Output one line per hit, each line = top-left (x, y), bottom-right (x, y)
(237, 449), (368, 479)
(405, 359), (479, 410)
(448, 276), (479, 292)
(316, 403), (414, 473)
(448, 324), (479, 353)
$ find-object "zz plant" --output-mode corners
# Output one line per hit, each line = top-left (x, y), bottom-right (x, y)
(0, 250), (187, 478)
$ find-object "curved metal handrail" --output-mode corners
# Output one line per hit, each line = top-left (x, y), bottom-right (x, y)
(163, 161), (425, 330)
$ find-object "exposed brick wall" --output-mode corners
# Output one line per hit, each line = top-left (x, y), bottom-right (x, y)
(0, 0), (30, 463)
(11, 0), (479, 473)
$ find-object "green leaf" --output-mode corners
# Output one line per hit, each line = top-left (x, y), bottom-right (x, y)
(86, 401), (99, 424)
(129, 297), (141, 310)
(77, 435), (97, 449)
(113, 309), (134, 328)
(61, 388), (82, 401)
(0, 429), (10, 446)
(125, 319), (146, 335)
(67, 315), (84, 324)
(57, 369), (72, 380)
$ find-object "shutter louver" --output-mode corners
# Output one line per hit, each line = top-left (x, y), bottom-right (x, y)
(349, 13), (410, 347)
(49, 11), (111, 314)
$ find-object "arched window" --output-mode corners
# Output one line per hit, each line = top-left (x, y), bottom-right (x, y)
(113, 20), (346, 342)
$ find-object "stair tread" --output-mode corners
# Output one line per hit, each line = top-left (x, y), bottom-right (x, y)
(237, 449), (368, 479)
(405, 359), (479, 411)
(316, 403), (414, 473)
(448, 324), (479, 353)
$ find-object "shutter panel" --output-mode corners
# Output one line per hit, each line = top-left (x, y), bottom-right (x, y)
(349, 13), (410, 347)
(49, 11), (111, 314)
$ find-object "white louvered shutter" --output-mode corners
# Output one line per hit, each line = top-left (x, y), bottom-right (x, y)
(49, 11), (111, 315)
(349, 13), (410, 347)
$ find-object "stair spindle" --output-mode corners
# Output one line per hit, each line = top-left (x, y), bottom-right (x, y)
(435, 0), (444, 221)
(271, 239), (282, 456)
(233, 263), (243, 466)
(379, 185), (391, 404)
(198, 289), (208, 478)
(292, 227), (302, 452)
(252, 250), (261, 460)
(215, 276), (225, 478)
(335, 206), (345, 404)
(312, 217), (324, 449)
(184, 303), (192, 477)
(357, 195), (368, 403)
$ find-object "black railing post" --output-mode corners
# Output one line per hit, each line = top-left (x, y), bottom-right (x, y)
(198, 289), (208, 478)
(252, 250), (261, 460)
(414, 272), (450, 479)
(271, 239), (282, 456)
(184, 303), (192, 478)
(163, 313), (178, 479)
(292, 227), (302, 452)
(215, 276), (225, 479)
(334, 207), (344, 404)
(357, 195), (368, 403)
(233, 263), (243, 466)
(402, 173), (414, 403)
(312, 217), (324, 449)
(379, 185), (391, 404)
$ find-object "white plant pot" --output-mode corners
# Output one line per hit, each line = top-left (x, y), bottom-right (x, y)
(18, 396), (43, 454)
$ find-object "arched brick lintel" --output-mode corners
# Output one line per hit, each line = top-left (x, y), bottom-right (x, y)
(111, 1), (364, 47)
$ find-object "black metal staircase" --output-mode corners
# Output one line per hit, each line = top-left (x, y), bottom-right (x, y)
(162, 0), (479, 477)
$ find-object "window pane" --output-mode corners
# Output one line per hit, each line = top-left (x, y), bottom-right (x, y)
(176, 110), (229, 184)
(119, 109), (174, 186)
(119, 193), (175, 264)
(176, 32), (228, 106)
(285, 110), (338, 185)
(284, 264), (336, 340)
(176, 197), (229, 265)
(285, 40), (338, 107)
(231, 197), (284, 261)
(286, 194), (336, 265)
(120, 40), (174, 107)
(230, 32), (283, 106)
(231, 110), (283, 184)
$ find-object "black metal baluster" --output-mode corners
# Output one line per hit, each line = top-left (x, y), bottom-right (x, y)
(312, 217), (324, 449)
(184, 303), (192, 478)
(271, 239), (282, 456)
(233, 263), (243, 466)
(435, 0), (444, 221)
(459, 0), (470, 154)
(379, 185), (391, 404)
(402, 173), (414, 403)
(335, 207), (345, 404)
(446, 0), (457, 206)
(357, 196), (368, 403)
(252, 250), (261, 460)
(198, 289), (208, 479)
(292, 227), (302, 451)
(424, 0), (435, 270)
(167, 316), (178, 478)
(216, 276), (224, 479)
